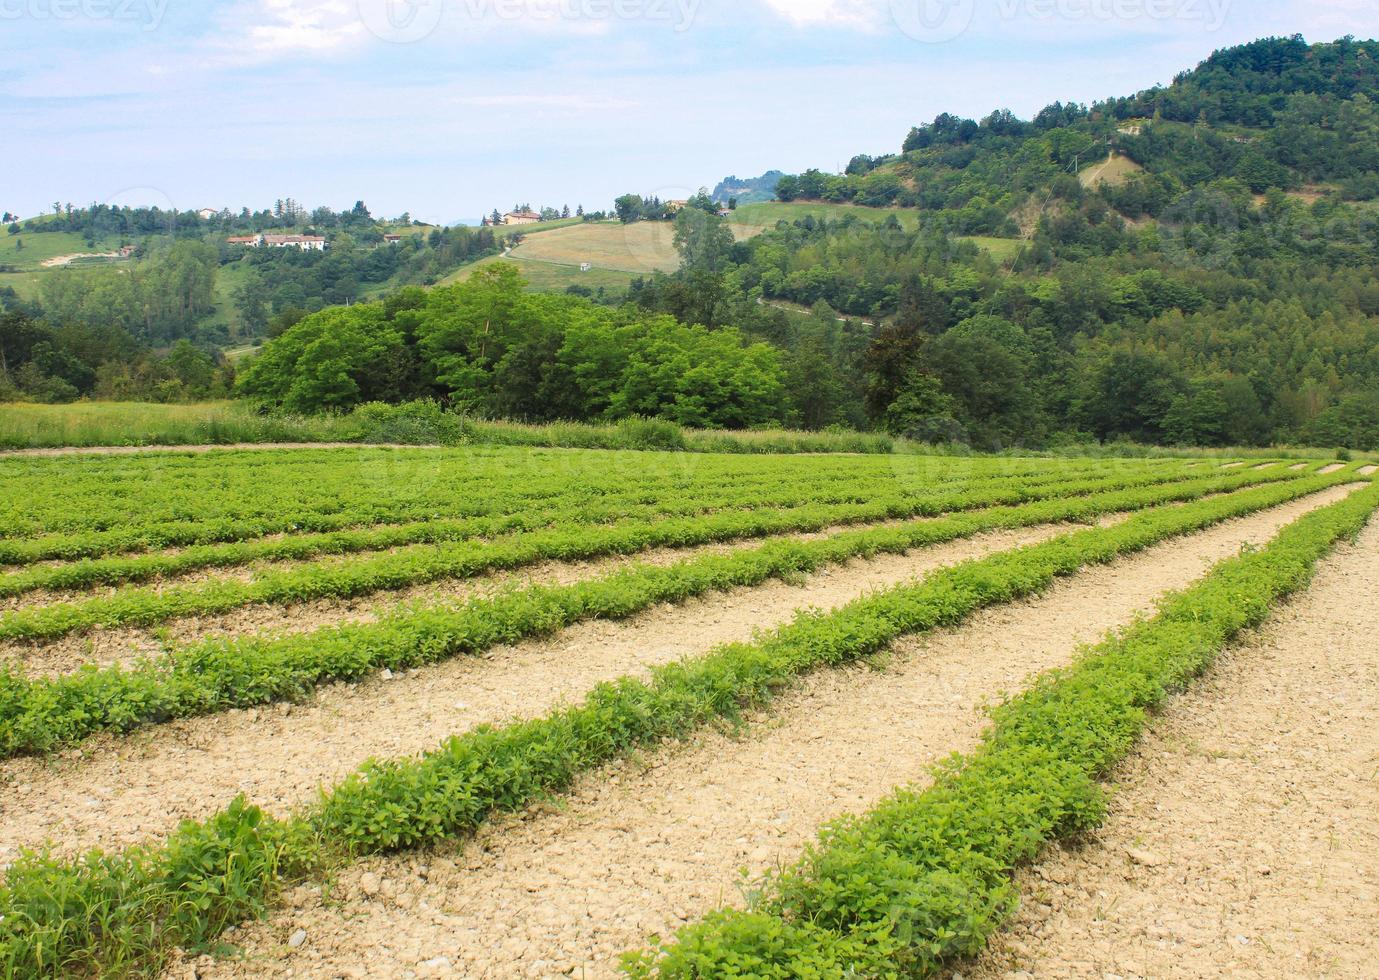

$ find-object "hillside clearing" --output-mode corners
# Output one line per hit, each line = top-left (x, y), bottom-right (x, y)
(1079, 151), (1145, 188)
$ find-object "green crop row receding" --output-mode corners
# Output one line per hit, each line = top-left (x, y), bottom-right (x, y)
(0, 472), (1351, 978)
(626, 481), (1379, 980)
(0, 464), (1238, 642)
(0, 446), (1132, 540)
(0, 468), (1323, 756)
(0, 460), (1176, 593)
(0, 455), (1172, 563)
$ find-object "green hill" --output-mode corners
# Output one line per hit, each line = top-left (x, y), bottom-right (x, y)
(622, 36), (1379, 449)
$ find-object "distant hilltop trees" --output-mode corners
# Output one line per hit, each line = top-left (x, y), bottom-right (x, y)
(13, 199), (409, 240)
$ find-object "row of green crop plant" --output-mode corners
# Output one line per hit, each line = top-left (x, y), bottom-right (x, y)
(0, 466), (1308, 757)
(3, 454), (1175, 564)
(0, 469), (1354, 978)
(0, 460), (1199, 593)
(0, 465), (1273, 642)
(0, 453), (1154, 559)
(0, 446), (926, 537)
(626, 479), (1379, 978)
(4, 441), (1097, 530)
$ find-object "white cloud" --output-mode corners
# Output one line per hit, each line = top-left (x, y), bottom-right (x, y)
(756, 0), (884, 29)
(216, 0), (366, 61)
(452, 93), (641, 109)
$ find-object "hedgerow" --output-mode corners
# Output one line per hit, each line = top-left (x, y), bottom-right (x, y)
(625, 480), (1379, 979)
(0, 468), (1322, 756)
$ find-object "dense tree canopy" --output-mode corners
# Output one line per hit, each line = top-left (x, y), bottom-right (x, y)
(236, 263), (789, 428)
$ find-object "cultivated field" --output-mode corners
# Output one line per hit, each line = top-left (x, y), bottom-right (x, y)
(0, 446), (1375, 978)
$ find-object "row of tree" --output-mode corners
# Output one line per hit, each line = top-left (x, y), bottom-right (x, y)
(0, 306), (230, 404)
(237, 264), (789, 429)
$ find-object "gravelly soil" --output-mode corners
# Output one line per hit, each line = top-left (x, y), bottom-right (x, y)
(0, 525), (874, 677)
(1, 521), (1080, 860)
(965, 513), (1379, 980)
(170, 486), (1362, 980)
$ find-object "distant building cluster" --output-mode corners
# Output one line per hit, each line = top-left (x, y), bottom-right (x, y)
(483, 210), (543, 227)
(226, 234), (327, 251)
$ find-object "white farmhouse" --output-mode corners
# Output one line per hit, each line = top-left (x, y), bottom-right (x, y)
(262, 234), (327, 251)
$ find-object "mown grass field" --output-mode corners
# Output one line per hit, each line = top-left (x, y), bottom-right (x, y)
(0, 440), (1375, 978)
(0, 228), (127, 300)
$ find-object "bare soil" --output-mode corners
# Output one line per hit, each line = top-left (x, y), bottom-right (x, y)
(967, 514), (1379, 980)
(0, 522), (1081, 860)
(0, 518), (918, 677)
(1358, 464), (1377, 477)
(167, 487), (1361, 980)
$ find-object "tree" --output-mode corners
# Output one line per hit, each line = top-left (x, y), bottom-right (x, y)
(1163, 377), (1230, 445)
(614, 194), (645, 224)
(925, 315), (1037, 447)
(883, 371), (961, 442)
(164, 340), (217, 396)
(1075, 349), (1184, 443)
(237, 305), (412, 412)
(671, 209), (736, 329)
(232, 270), (270, 336)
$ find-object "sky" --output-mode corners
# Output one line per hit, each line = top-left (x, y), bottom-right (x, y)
(1, 0), (1374, 225)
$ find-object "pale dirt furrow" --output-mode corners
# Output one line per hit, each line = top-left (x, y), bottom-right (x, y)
(175, 485), (1362, 980)
(0, 520), (1091, 861)
(0, 516), (921, 678)
(964, 516), (1379, 980)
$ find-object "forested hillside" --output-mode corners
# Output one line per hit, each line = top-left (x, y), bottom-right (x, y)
(628, 36), (1379, 449)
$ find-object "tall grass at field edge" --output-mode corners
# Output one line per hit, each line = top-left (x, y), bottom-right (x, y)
(0, 401), (1367, 459)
